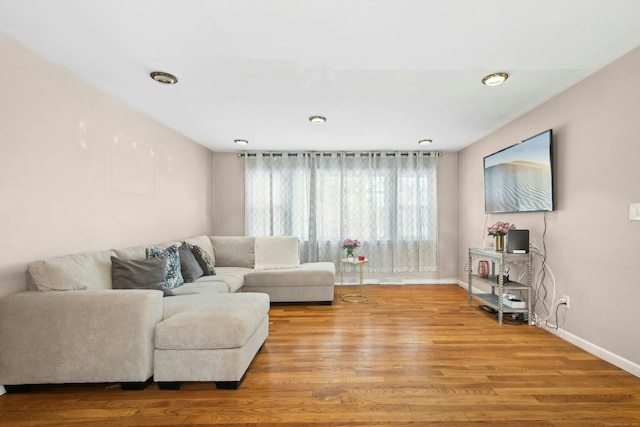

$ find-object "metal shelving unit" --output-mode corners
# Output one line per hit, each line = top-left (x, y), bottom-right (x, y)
(468, 248), (532, 325)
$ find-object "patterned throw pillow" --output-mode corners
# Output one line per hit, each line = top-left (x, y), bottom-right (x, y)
(189, 244), (216, 276)
(146, 244), (184, 289)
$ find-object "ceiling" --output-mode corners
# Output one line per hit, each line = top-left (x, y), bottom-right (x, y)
(2, 0), (640, 153)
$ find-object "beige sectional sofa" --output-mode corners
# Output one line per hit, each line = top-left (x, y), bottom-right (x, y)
(0, 235), (335, 392)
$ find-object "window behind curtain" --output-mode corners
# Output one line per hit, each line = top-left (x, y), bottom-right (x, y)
(245, 152), (438, 273)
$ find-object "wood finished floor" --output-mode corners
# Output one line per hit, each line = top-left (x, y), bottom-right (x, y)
(1, 284), (639, 426)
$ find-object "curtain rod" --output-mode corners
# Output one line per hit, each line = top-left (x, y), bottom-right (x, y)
(237, 151), (443, 158)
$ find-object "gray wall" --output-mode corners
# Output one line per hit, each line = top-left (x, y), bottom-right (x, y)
(212, 153), (245, 236)
(458, 46), (640, 368)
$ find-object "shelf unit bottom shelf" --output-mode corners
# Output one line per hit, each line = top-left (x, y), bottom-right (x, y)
(471, 293), (529, 313)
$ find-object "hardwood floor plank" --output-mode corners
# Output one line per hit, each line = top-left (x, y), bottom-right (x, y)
(1, 285), (639, 426)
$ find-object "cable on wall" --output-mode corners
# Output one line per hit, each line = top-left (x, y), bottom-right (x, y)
(529, 212), (569, 328)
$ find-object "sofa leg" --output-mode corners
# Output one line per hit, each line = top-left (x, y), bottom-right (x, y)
(215, 372), (246, 390)
(157, 382), (182, 390)
(4, 384), (32, 393)
(120, 377), (152, 390)
(215, 380), (241, 390)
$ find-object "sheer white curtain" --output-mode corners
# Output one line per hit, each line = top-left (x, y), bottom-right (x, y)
(245, 152), (438, 272)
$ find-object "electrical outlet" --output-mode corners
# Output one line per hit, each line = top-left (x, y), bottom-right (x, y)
(562, 295), (570, 309)
(630, 203), (640, 221)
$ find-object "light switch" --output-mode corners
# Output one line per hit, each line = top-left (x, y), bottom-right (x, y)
(630, 203), (640, 221)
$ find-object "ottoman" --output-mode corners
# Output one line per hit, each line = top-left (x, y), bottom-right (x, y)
(154, 292), (269, 390)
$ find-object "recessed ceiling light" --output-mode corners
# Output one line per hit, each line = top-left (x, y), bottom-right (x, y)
(150, 71), (178, 85)
(234, 139), (249, 146)
(418, 139), (433, 145)
(309, 115), (327, 124)
(482, 72), (509, 86)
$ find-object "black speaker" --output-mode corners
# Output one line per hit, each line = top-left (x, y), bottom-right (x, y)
(506, 230), (529, 253)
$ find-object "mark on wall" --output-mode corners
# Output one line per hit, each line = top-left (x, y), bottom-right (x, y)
(78, 121), (88, 149)
(111, 135), (154, 196)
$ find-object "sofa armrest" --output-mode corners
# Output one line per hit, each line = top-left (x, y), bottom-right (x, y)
(0, 290), (163, 385)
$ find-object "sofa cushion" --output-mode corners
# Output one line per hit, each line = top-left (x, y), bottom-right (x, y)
(189, 244), (216, 276)
(170, 281), (229, 295)
(244, 262), (336, 288)
(146, 245), (184, 289)
(114, 240), (179, 261)
(111, 256), (174, 297)
(210, 236), (255, 268)
(183, 235), (215, 266)
(193, 267), (250, 293)
(157, 293), (270, 349)
(254, 236), (300, 270)
(28, 249), (117, 291)
(178, 243), (204, 282)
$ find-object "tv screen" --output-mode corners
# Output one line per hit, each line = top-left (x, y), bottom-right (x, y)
(484, 129), (554, 214)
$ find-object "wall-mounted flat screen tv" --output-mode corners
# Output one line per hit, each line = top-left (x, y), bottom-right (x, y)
(484, 129), (554, 214)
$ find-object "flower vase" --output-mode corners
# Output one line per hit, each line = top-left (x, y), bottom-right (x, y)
(495, 235), (505, 252)
(346, 248), (355, 260)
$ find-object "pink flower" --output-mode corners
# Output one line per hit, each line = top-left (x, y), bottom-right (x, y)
(487, 222), (516, 236)
(339, 239), (361, 250)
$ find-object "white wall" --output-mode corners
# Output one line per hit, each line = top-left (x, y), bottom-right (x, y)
(0, 33), (214, 298)
(458, 46), (640, 370)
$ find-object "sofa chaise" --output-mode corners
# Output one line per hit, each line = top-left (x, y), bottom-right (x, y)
(0, 235), (335, 392)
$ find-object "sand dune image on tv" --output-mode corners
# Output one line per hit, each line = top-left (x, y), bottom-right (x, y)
(483, 129), (554, 213)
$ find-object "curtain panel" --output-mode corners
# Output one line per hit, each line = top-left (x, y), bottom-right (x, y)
(244, 152), (438, 273)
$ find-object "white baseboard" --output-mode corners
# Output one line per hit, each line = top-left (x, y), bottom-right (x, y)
(334, 278), (458, 286)
(458, 280), (640, 378)
(542, 325), (640, 378)
(457, 279), (483, 294)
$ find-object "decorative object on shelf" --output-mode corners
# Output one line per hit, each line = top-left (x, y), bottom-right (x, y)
(340, 238), (361, 260)
(487, 221), (516, 252)
(500, 266), (510, 284)
(478, 260), (490, 278)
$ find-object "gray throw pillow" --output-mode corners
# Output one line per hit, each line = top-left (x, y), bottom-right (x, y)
(111, 256), (174, 297)
(189, 244), (216, 276)
(178, 242), (204, 282)
(146, 244), (184, 289)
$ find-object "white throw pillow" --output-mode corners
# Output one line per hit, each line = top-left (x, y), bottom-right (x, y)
(253, 236), (301, 270)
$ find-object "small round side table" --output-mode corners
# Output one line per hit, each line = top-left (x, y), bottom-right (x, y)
(340, 258), (368, 303)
